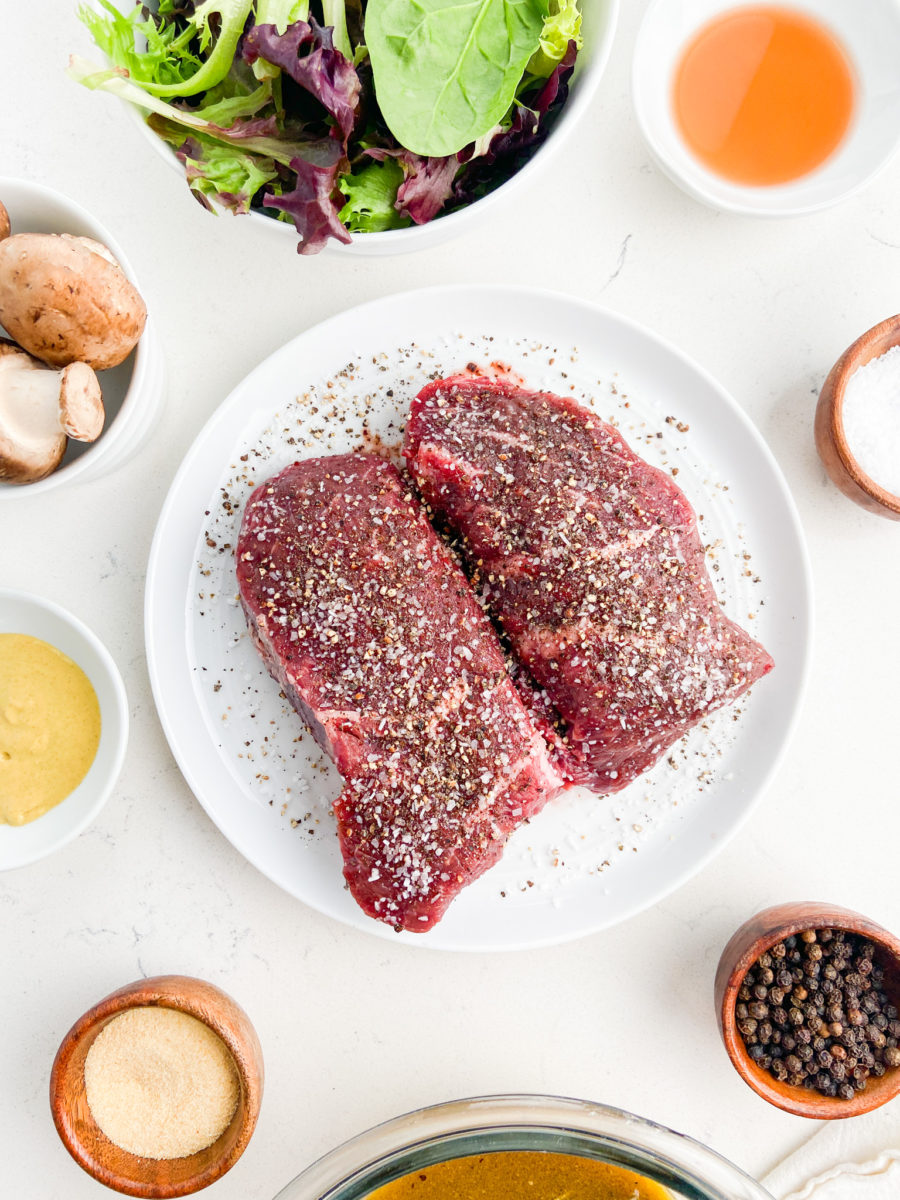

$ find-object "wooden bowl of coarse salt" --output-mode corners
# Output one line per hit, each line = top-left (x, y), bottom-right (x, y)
(815, 313), (900, 520)
(50, 975), (263, 1197)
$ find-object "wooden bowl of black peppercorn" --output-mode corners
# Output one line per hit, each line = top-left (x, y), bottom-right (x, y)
(715, 902), (900, 1119)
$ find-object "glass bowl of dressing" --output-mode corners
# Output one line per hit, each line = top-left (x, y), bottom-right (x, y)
(632, 0), (900, 216)
(0, 588), (128, 869)
(273, 1095), (773, 1200)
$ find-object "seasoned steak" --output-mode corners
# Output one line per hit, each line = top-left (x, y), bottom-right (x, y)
(404, 376), (774, 793)
(236, 453), (562, 932)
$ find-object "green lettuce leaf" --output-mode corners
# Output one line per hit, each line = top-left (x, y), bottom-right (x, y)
(67, 56), (311, 168)
(527, 0), (582, 78)
(151, 120), (278, 213)
(75, 0), (253, 98)
(338, 158), (409, 232)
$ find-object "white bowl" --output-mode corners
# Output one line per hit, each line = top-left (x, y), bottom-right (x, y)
(0, 590), (128, 869)
(106, 0), (619, 256)
(0, 176), (165, 497)
(633, 0), (900, 217)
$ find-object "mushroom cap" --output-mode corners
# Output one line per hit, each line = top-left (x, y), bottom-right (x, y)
(61, 234), (120, 267)
(0, 340), (67, 484)
(0, 201), (9, 242)
(0, 232), (147, 369)
(59, 362), (104, 442)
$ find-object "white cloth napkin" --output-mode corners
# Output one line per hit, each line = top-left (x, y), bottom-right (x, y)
(761, 1102), (900, 1200)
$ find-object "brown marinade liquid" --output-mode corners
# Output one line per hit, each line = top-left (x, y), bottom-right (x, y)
(366, 1151), (671, 1199)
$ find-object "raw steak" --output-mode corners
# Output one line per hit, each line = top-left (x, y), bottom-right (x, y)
(404, 376), (774, 793)
(236, 453), (562, 932)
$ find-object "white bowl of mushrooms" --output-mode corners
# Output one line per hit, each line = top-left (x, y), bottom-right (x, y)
(0, 177), (164, 496)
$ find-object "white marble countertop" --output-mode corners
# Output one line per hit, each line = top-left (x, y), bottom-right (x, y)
(2, 3), (900, 1197)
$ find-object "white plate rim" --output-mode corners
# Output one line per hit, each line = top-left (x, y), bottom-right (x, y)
(144, 283), (814, 950)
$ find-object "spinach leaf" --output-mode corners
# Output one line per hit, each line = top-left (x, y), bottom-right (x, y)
(364, 0), (546, 157)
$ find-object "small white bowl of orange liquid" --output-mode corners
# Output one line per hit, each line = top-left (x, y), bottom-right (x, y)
(633, 0), (900, 216)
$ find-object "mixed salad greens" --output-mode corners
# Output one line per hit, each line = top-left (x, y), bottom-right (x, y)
(70, 0), (582, 253)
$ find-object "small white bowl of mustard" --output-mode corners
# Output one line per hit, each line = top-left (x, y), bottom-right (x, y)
(0, 588), (128, 869)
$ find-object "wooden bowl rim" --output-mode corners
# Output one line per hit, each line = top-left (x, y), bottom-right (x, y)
(819, 313), (900, 517)
(49, 974), (263, 1197)
(716, 902), (900, 1119)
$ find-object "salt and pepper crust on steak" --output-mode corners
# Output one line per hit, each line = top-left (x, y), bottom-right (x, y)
(236, 454), (563, 932)
(404, 375), (774, 794)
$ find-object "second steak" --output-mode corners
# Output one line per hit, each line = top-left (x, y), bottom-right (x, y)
(404, 376), (774, 793)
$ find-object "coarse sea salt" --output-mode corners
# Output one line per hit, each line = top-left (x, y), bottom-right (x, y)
(841, 343), (900, 497)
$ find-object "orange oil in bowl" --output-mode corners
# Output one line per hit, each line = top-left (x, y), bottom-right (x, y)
(673, 6), (855, 186)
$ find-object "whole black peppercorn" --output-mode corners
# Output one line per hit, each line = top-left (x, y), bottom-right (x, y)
(883, 1046), (900, 1068)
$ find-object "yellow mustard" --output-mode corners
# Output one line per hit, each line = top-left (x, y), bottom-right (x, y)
(367, 1151), (672, 1200)
(0, 633), (101, 826)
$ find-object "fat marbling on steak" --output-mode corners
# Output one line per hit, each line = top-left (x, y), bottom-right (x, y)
(236, 453), (562, 932)
(404, 376), (774, 793)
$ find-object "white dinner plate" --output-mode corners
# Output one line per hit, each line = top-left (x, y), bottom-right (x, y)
(145, 286), (812, 951)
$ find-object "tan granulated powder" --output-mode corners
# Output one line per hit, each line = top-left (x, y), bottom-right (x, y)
(84, 1007), (239, 1159)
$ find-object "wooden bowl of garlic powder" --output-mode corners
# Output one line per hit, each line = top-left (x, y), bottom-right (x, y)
(50, 975), (263, 1197)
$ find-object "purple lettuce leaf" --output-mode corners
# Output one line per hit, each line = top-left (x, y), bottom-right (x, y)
(365, 148), (459, 225)
(263, 152), (352, 253)
(242, 20), (360, 143)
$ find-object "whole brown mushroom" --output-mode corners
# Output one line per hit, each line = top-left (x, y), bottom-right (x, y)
(0, 340), (104, 484)
(0, 201), (9, 242)
(0, 232), (146, 370)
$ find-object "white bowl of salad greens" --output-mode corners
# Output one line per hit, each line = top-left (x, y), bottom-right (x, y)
(70, 0), (618, 256)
